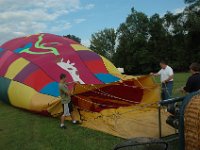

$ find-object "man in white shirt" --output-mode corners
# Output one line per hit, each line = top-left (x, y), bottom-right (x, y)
(150, 61), (174, 100)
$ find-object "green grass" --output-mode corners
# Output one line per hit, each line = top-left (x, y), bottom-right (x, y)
(154, 72), (190, 97)
(173, 72), (190, 96)
(0, 102), (122, 150)
(0, 73), (190, 150)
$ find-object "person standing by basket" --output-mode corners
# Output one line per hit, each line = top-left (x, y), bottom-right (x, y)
(150, 60), (174, 100)
(59, 73), (79, 129)
(181, 63), (200, 93)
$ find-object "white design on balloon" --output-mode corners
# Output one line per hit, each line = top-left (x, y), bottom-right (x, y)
(57, 58), (85, 84)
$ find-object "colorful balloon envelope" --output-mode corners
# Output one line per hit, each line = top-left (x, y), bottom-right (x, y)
(0, 33), (173, 138)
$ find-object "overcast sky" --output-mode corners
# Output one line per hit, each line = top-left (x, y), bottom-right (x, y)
(0, 0), (186, 47)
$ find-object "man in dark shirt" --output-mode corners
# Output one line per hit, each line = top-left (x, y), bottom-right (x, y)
(182, 63), (200, 93)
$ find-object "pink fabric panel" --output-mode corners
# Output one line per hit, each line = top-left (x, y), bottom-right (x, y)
(0, 51), (19, 76)
(0, 33), (103, 84)
(0, 51), (13, 69)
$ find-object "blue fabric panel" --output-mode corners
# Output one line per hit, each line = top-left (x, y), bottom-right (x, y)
(40, 82), (59, 97)
(14, 43), (32, 53)
(95, 73), (120, 83)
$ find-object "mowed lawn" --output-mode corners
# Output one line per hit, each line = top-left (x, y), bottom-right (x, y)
(0, 73), (190, 150)
(0, 102), (122, 150)
(154, 72), (190, 97)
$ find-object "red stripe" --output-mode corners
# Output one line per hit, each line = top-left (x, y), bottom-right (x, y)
(24, 69), (53, 91)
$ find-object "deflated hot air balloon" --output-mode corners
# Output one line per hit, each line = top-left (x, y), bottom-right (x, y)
(0, 33), (174, 138)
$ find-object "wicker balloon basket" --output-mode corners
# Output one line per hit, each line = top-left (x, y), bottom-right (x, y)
(184, 94), (200, 150)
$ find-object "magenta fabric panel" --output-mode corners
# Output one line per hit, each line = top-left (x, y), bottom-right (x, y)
(0, 51), (19, 76)
(1, 37), (27, 51)
(1, 33), (103, 84)
(36, 48), (103, 84)
(0, 51), (13, 69)
(0, 50), (5, 58)
(77, 50), (101, 61)
(14, 63), (39, 82)
(77, 51), (108, 74)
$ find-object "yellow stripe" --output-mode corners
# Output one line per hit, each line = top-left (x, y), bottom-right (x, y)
(100, 56), (122, 77)
(7, 80), (62, 115)
(8, 81), (35, 110)
(5, 58), (29, 79)
(71, 44), (91, 51)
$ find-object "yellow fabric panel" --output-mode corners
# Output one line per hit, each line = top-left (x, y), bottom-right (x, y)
(119, 75), (138, 80)
(59, 98), (173, 139)
(66, 76), (166, 139)
(31, 93), (62, 117)
(100, 56), (122, 77)
(141, 84), (161, 103)
(8, 81), (35, 109)
(7, 80), (62, 116)
(126, 76), (161, 103)
(76, 107), (174, 139)
(4, 58), (29, 79)
(136, 75), (156, 87)
(46, 99), (63, 117)
(71, 44), (91, 51)
(6, 76), (170, 139)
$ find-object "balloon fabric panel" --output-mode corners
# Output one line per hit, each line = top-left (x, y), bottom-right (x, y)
(0, 33), (171, 139)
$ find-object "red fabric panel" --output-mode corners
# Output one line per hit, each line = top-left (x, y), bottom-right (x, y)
(72, 82), (144, 112)
(24, 69), (53, 91)
(72, 95), (130, 112)
(80, 85), (143, 103)
(85, 60), (108, 74)
(100, 85), (143, 102)
(123, 80), (136, 86)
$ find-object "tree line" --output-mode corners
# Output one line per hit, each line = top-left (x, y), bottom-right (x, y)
(89, 0), (200, 74)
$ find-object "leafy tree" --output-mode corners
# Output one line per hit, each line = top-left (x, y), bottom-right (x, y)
(148, 14), (170, 65)
(89, 28), (116, 60)
(114, 8), (150, 74)
(184, 0), (200, 63)
(63, 34), (81, 43)
(90, 1), (200, 74)
(163, 12), (188, 71)
(185, 0), (197, 3)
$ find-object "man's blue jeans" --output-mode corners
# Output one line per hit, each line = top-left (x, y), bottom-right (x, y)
(161, 81), (173, 100)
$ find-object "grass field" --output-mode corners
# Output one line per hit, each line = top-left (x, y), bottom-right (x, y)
(154, 72), (190, 97)
(0, 73), (190, 150)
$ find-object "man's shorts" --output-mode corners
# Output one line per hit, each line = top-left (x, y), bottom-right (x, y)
(62, 101), (73, 116)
